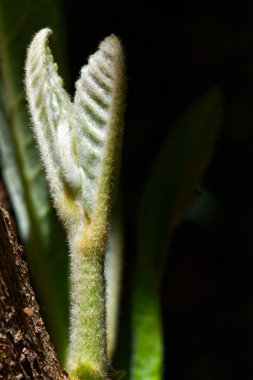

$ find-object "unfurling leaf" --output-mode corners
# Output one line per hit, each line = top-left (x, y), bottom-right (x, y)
(26, 28), (124, 232)
(26, 28), (125, 379)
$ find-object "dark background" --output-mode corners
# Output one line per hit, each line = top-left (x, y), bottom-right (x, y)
(65, 1), (253, 379)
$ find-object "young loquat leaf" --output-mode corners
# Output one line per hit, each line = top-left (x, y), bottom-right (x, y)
(26, 29), (124, 231)
(25, 28), (125, 379)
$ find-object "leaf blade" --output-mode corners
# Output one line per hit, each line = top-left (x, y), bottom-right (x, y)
(131, 88), (223, 380)
(0, 0), (69, 361)
(74, 35), (125, 222)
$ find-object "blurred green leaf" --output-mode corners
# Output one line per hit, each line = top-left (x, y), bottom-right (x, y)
(0, 0), (69, 362)
(131, 88), (223, 380)
(106, 196), (124, 359)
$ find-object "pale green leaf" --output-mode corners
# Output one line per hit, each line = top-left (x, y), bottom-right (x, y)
(105, 198), (124, 358)
(131, 88), (223, 380)
(26, 29), (125, 231)
(74, 36), (125, 220)
(0, 0), (69, 361)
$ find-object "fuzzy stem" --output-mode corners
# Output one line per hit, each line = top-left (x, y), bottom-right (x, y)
(67, 231), (108, 380)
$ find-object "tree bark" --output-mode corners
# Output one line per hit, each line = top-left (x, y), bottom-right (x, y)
(0, 203), (69, 379)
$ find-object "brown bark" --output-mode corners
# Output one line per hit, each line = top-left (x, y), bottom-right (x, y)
(0, 204), (69, 379)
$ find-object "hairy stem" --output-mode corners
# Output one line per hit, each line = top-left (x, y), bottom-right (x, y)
(67, 231), (108, 379)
